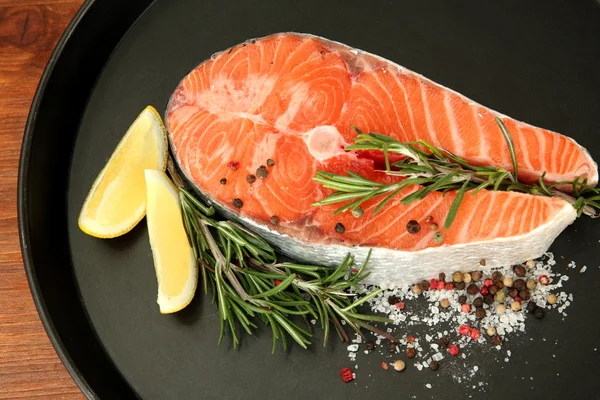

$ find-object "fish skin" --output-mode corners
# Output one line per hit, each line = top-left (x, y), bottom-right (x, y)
(166, 32), (585, 284)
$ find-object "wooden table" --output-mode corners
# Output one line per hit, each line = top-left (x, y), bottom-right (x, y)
(0, 1), (85, 398)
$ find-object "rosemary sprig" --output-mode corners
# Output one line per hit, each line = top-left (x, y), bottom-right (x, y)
(313, 120), (600, 227)
(173, 173), (396, 351)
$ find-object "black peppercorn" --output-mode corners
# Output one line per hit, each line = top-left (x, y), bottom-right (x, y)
(269, 215), (280, 225)
(519, 290), (531, 301)
(491, 271), (503, 282)
(475, 308), (487, 319)
(406, 347), (416, 358)
(458, 295), (467, 304)
(467, 284), (479, 296)
(266, 159), (275, 167)
(526, 301), (537, 313)
(513, 279), (526, 291)
(219, 178), (227, 185)
(489, 285), (498, 295)
(509, 288), (519, 298)
(247, 174), (256, 183)
(439, 337), (449, 348)
(484, 294), (494, 305)
(335, 223), (345, 234)
(495, 281), (504, 290)
(471, 271), (483, 281)
(366, 341), (375, 351)
(256, 165), (269, 179)
(430, 361), (440, 371)
(419, 280), (430, 291)
(438, 272), (446, 282)
(473, 297), (484, 308)
(479, 259), (487, 266)
(388, 295), (399, 305)
(388, 342), (397, 354)
(454, 281), (466, 290)
(232, 198), (243, 209)
(406, 220), (421, 234)
(533, 306), (545, 319)
(491, 335), (503, 346)
(513, 264), (527, 277)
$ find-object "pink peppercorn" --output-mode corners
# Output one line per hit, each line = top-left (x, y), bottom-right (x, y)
(340, 367), (354, 382)
(381, 361), (389, 371)
(469, 329), (480, 340)
(514, 296), (522, 303)
(395, 302), (405, 310)
(436, 281), (445, 290)
(430, 278), (438, 289)
(351, 268), (358, 274)
(445, 282), (454, 291)
(480, 286), (489, 296)
(275, 280), (282, 286)
(448, 344), (459, 356)
(461, 304), (471, 313)
(484, 279), (494, 287)
(539, 275), (551, 286)
(459, 324), (471, 335)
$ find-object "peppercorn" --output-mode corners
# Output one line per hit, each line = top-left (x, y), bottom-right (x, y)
(489, 285), (498, 295)
(461, 304), (471, 313)
(439, 337), (449, 348)
(495, 280), (505, 290)
(266, 158), (275, 167)
(232, 198), (243, 209)
(491, 335), (503, 346)
(496, 304), (506, 314)
(406, 335), (415, 344)
(393, 360), (406, 372)
(227, 160), (239, 171)
(526, 279), (537, 291)
(547, 293), (558, 305)
(510, 301), (521, 311)
(406, 347), (416, 358)
(471, 271), (483, 281)
(335, 223), (345, 234)
(436, 281), (445, 290)
(269, 215), (280, 225)
(483, 279), (494, 288)
(508, 288), (519, 298)
(469, 329), (481, 340)
(340, 367), (354, 383)
(526, 301), (537, 313)
(480, 286), (489, 296)
(475, 308), (487, 319)
(419, 280), (430, 291)
(513, 264), (527, 277)
(491, 271), (503, 282)
(473, 297), (484, 308)
(430, 222), (439, 231)
(388, 295), (399, 305)
(438, 272), (446, 282)
(519, 290), (531, 301)
(458, 295), (467, 304)
(533, 306), (545, 319)
(430, 361), (440, 371)
(463, 273), (472, 284)
(219, 178), (227, 185)
(486, 327), (496, 336)
(440, 298), (450, 308)
(480, 258), (487, 266)
(256, 165), (269, 179)
(467, 284), (479, 295)
(432, 232), (444, 243)
(539, 275), (551, 286)
(484, 294), (494, 305)
(406, 220), (421, 234)
(494, 290), (506, 304)
(525, 260), (536, 269)
(452, 272), (463, 283)
(459, 324), (471, 335)
(448, 344), (459, 356)
(513, 279), (526, 291)
(445, 282), (454, 291)
(412, 284), (422, 295)
(246, 174), (256, 183)
(395, 301), (405, 310)
(388, 342), (397, 354)
(425, 216), (433, 223)
(366, 341), (375, 351)
(455, 281), (466, 290)
(351, 207), (364, 218)
(503, 277), (513, 288)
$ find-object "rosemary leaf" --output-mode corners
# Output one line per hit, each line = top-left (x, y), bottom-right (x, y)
(495, 117), (518, 181)
(445, 177), (470, 230)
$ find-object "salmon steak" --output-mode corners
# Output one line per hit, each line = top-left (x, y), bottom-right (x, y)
(166, 32), (595, 284)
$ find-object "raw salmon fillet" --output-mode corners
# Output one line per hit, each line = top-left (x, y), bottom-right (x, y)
(166, 33), (586, 284)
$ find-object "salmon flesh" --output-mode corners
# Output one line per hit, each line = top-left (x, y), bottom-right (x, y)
(166, 33), (593, 284)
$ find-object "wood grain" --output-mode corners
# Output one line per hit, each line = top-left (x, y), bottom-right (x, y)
(0, 1), (86, 399)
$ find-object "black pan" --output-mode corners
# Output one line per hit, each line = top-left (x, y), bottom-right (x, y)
(18, 0), (600, 398)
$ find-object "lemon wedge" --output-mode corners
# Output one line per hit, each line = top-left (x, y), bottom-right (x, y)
(144, 169), (197, 313)
(78, 106), (168, 238)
